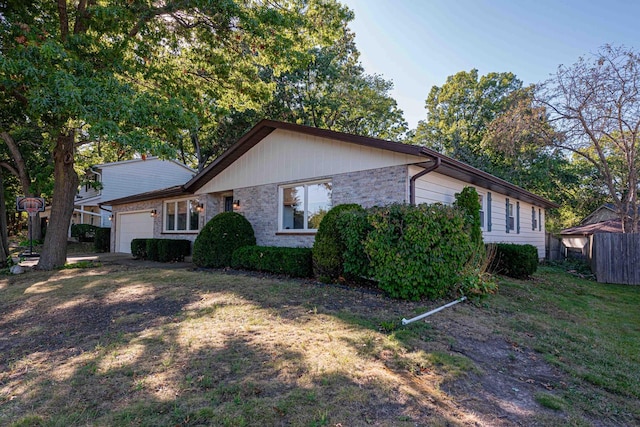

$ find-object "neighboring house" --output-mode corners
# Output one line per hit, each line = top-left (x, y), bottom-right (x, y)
(72, 157), (195, 228)
(560, 219), (633, 258)
(579, 203), (619, 226)
(105, 120), (558, 257)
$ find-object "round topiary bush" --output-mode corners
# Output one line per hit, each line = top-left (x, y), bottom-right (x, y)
(193, 212), (256, 268)
(312, 203), (364, 282)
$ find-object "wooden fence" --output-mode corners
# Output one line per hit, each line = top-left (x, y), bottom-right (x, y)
(590, 233), (640, 285)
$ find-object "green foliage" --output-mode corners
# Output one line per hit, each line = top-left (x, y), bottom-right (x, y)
(413, 69), (522, 164)
(156, 239), (191, 263)
(364, 203), (474, 301)
(231, 246), (313, 278)
(93, 227), (110, 253)
(193, 212), (256, 268)
(312, 204), (364, 282)
(60, 260), (101, 270)
(131, 239), (148, 259)
(489, 243), (539, 278)
(71, 224), (98, 242)
(130, 238), (190, 262)
(338, 208), (373, 280)
(454, 187), (483, 247)
(145, 239), (159, 262)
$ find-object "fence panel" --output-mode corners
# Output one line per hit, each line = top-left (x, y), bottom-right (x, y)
(592, 233), (640, 285)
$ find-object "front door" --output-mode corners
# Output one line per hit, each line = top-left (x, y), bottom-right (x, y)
(224, 196), (234, 212)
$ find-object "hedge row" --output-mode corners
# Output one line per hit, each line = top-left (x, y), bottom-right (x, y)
(131, 238), (191, 262)
(71, 224), (98, 242)
(231, 246), (312, 277)
(489, 243), (538, 278)
(94, 227), (110, 253)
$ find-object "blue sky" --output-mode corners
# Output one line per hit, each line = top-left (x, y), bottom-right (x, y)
(341, 0), (640, 129)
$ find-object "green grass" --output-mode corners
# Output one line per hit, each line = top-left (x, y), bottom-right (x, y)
(1, 263), (639, 425)
(487, 265), (640, 421)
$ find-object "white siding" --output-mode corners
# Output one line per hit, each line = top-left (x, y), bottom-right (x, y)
(100, 159), (194, 202)
(411, 166), (547, 259)
(75, 158), (195, 226)
(196, 129), (423, 194)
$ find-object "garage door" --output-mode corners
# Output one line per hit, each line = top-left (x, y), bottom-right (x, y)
(117, 211), (154, 253)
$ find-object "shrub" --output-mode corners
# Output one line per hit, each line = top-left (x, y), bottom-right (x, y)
(131, 238), (148, 259)
(489, 243), (539, 278)
(71, 224), (98, 242)
(156, 239), (191, 262)
(193, 212), (256, 268)
(338, 208), (373, 280)
(94, 227), (110, 253)
(364, 203), (474, 301)
(312, 204), (364, 282)
(454, 187), (483, 247)
(146, 239), (159, 261)
(231, 246), (313, 277)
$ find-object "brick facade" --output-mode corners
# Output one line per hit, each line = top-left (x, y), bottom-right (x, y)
(111, 166), (408, 251)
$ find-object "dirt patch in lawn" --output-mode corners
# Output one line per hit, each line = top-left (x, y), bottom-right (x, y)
(0, 264), (618, 426)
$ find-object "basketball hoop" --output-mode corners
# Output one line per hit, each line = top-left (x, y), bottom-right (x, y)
(16, 197), (45, 258)
(16, 197), (46, 216)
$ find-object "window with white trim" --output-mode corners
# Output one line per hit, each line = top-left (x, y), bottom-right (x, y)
(507, 200), (515, 232)
(164, 199), (201, 232)
(478, 194), (485, 228)
(280, 180), (332, 231)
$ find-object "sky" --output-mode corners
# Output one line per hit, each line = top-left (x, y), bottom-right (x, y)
(341, 0), (640, 129)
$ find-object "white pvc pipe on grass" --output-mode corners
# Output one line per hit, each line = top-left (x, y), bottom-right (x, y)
(401, 296), (467, 325)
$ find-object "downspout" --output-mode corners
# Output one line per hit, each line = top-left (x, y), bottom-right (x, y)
(409, 156), (441, 205)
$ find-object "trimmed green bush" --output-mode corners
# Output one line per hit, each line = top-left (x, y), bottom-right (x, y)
(146, 239), (159, 261)
(157, 239), (191, 262)
(131, 238), (191, 262)
(312, 204), (364, 282)
(489, 243), (538, 278)
(71, 224), (98, 242)
(193, 212), (256, 268)
(94, 227), (110, 253)
(231, 246), (313, 277)
(364, 203), (474, 301)
(131, 238), (148, 259)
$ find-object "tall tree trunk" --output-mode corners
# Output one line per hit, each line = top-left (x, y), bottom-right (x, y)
(37, 132), (78, 270)
(0, 169), (9, 267)
(1, 131), (42, 240)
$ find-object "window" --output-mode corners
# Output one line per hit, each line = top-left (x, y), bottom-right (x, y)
(539, 209), (542, 231)
(479, 194), (485, 228)
(506, 198), (514, 232)
(280, 180), (332, 231)
(164, 199), (201, 232)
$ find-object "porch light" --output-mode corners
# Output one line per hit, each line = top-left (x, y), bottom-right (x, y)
(196, 203), (204, 213)
(108, 215), (113, 221)
(233, 200), (240, 209)
(150, 209), (157, 217)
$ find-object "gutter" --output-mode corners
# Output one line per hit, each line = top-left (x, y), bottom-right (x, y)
(409, 154), (441, 205)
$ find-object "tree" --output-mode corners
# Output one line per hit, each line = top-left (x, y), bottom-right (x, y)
(185, 19), (408, 168)
(1, 0), (348, 269)
(412, 69), (522, 167)
(535, 45), (640, 232)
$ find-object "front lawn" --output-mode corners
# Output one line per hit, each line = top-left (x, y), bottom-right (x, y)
(0, 263), (638, 426)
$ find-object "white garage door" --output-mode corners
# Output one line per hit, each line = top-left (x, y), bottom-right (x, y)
(117, 211), (154, 253)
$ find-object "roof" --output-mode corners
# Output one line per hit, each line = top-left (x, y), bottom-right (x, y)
(106, 120), (559, 209)
(560, 219), (624, 236)
(90, 156), (195, 173)
(101, 185), (188, 206)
